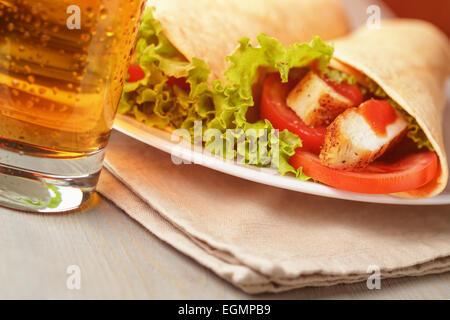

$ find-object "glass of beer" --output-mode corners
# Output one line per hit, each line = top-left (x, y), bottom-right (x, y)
(0, 0), (145, 212)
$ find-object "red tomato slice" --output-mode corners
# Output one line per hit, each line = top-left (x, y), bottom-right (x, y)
(127, 64), (145, 82)
(261, 74), (327, 154)
(167, 76), (190, 92)
(324, 77), (364, 106)
(289, 150), (438, 194)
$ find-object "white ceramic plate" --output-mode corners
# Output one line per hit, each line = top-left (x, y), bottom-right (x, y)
(113, 82), (450, 205)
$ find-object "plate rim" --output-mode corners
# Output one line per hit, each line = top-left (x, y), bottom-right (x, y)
(113, 114), (450, 206)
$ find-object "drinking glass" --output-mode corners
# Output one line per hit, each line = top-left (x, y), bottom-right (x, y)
(0, 0), (146, 212)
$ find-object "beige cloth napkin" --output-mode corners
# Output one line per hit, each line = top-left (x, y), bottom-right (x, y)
(97, 131), (450, 293)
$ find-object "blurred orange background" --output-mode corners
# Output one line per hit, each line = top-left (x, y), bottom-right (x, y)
(383, 0), (450, 37)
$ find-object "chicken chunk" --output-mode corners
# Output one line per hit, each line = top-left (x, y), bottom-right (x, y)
(319, 101), (408, 170)
(286, 71), (355, 127)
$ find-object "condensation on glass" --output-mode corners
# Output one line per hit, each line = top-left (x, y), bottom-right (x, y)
(0, 0), (145, 212)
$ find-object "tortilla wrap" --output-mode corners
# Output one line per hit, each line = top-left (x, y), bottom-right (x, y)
(129, 4), (449, 197)
(150, 0), (349, 79)
(331, 20), (450, 198)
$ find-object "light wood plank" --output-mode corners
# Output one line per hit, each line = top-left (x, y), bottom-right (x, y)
(0, 195), (449, 299)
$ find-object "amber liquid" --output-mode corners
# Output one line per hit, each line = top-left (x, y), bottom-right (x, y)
(0, 0), (144, 157)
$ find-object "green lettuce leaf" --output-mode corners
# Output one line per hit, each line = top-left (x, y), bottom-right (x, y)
(119, 7), (335, 180)
(120, 7), (214, 130)
(323, 67), (357, 85)
(225, 35), (333, 88)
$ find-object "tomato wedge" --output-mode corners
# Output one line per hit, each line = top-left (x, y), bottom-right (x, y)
(127, 64), (145, 82)
(127, 63), (190, 92)
(261, 74), (326, 154)
(324, 77), (364, 106)
(289, 150), (438, 194)
(167, 76), (190, 92)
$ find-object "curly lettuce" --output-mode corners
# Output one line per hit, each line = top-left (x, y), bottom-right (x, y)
(119, 7), (335, 179)
(322, 67), (357, 85)
(118, 8), (213, 130)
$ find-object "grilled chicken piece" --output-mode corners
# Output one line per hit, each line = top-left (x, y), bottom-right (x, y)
(320, 100), (408, 170)
(286, 71), (354, 127)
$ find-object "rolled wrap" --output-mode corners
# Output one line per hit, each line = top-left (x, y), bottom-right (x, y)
(332, 20), (450, 198)
(150, 0), (350, 79)
(133, 3), (449, 197)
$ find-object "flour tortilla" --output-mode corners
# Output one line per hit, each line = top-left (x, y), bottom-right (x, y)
(331, 19), (450, 198)
(148, 1), (449, 197)
(150, 0), (349, 79)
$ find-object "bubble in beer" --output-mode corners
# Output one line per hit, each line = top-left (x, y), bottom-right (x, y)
(0, 0), (145, 154)
(26, 100), (34, 108)
(100, 8), (108, 20)
(105, 27), (115, 37)
(40, 34), (51, 43)
(81, 33), (91, 42)
(30, 5), (38, 15)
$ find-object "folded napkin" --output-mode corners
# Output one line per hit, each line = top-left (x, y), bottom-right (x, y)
(97, 131), (450, 293)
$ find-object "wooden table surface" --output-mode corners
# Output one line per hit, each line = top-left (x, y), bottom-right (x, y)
(1, 194), (449, 300)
